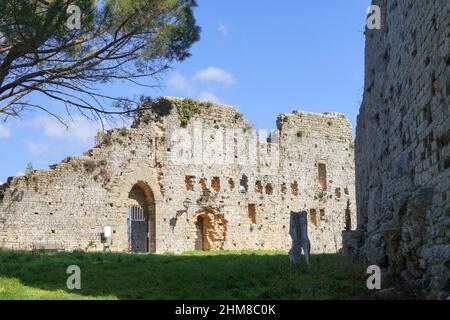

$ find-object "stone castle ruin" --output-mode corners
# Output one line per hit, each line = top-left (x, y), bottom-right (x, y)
(0, 97), (356, 253)
(0, 0), (447, 300)
(344, 0), (449, 298)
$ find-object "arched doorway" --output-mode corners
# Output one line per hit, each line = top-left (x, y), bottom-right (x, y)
(128, 182), (156, 253)
(194, 208), (227, 251)
(195, 215), (206, 251)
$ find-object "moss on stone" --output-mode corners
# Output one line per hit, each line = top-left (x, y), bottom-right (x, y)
(276, 114), (289, 130)
(174, 99), (201, 126)
(234, 112), (243, 121)
(83, 160), (98, 173)
(118, 128), (129, 137)
(149, 97), (212, 126)
(152, 98), (174, 116)
(101, 132), (112, 146)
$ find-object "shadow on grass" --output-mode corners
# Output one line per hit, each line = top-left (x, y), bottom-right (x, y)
(0, 250), (370, 300)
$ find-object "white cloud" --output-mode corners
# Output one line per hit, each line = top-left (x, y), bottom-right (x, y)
(218, 23), (228, 36)
(167, 73), (195, 95)
(198, 92), (221, 103)
(193, 67), (235, 86)
(16, 171), (24, 176)
(32, 116), (67, 138)
(65, 117), (102, 146)
(25, 140), (50, 156)
(30, 116), (105, 147)
(0, 124), (11, 139)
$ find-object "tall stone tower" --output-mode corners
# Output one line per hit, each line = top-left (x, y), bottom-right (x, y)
(352, 0), (449, 298)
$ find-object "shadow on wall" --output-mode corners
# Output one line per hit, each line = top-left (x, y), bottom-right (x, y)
(0, 250), (369, 300)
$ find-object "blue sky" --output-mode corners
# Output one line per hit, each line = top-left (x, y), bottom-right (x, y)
(0, 0), (371, 183)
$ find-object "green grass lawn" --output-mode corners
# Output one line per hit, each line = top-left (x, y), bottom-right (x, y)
(0, 250), (371, 300)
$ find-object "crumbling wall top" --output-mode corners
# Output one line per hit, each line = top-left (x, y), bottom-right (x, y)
(133, 96), (249, 129)
(276, 110), (352, 134)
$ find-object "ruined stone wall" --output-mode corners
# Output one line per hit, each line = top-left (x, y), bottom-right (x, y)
(278, 112), (356, 253)
(354, 0), (449, 298)
(0, 97), (355, 255)
(151, 101), (356, 253)
(0, 124), (164, 252)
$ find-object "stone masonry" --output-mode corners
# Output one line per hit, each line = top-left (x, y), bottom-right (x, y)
(348, 0), (449, 298)
(0, 97), (356, 254)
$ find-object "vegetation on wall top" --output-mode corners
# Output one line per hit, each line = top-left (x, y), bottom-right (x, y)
(148, 97), (212, 127)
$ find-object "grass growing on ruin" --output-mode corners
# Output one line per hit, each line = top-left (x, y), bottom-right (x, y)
(0, 250), (370, 300)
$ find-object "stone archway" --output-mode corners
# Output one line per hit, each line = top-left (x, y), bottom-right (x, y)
(128, 182), (156, 253)
(194, 207), (227, 251)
